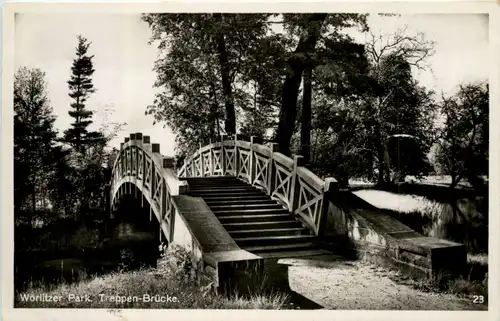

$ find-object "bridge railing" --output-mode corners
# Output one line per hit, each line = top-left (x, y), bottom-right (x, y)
(178, 135), (338, 236)
(110, 133), (188, 243)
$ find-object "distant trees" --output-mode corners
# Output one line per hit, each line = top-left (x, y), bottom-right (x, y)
(14, 35), (122, 225)
(142, 14), (487, 190)
(14, 67), (58, 221)
(301, 27), (437, 187)
(434, 82), (489, 191)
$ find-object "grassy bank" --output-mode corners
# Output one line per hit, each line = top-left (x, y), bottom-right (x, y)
(403, 254), (488, 302)
(16, 269), (289, 309)
(15, 246), (291, 309)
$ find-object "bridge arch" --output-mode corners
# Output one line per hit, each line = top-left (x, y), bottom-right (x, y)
(110, 133), (188, 245)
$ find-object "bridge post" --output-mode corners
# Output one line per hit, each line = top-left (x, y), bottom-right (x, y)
(191, 157), (195, 178)
(267, 143), (278, 196)
(290, 155), (305, 214)
(250, 136), (256, 185)
(142, 136), (150, 189)
(152, 143), (161, 212)
(135, 133), (143, 178)
(209, 138), (214, 176)
(163, 157), (175, 169)
(162, 156), (176, 242)
(199, 143), (204, 177)
(125, 136), (130, 191)
(318, 178), (338, 237)
(234, 134), (239, 177)
(130, 134), (138, 198)
(221, 134), (228, 176)
(152, 142), (163, 242)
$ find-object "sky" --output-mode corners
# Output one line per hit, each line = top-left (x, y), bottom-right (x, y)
(14, 13), (489, 157)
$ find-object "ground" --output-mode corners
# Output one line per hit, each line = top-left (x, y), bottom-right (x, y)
(283, 255), (486, 310)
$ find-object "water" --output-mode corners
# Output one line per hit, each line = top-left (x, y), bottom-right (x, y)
(353, 188), (488, 254)
(15, 239), (161, 292)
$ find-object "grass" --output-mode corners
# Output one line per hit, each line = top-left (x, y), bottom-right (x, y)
(406, 256), (488, 303)
(15, 245), (291, 309)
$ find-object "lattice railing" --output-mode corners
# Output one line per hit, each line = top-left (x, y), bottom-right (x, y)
(110, 133), (188, 243)
(177, 135), (338, 235)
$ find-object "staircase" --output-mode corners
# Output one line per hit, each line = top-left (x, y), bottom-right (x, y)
(186, 176), (330, 258)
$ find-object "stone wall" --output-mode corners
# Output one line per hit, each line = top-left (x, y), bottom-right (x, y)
(170, 195), (267, 294)
(322, 190), (467, 279)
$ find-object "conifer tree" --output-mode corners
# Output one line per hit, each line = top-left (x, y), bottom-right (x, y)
(63, 35), (103, 155)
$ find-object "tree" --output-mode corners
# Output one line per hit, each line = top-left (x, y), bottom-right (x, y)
(275, 14), (369, 156)
(142, 13), (274, 157)
(63, 35), (103, 155)
(14, 67), (58, 221)
(435, 82), (488, 191)
(72, 105), (126, 215)
(359, 27), (437, 185)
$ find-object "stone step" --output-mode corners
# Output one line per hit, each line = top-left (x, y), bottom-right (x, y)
(223, 220), (302, 231)
(185, 176), (237, 180)
(233, 235), (316, 247)
(188, 181), (251, 186)
(228, 227), (307, 238)
(213, 208), (289, 216)
(189, 188), (260, 195)
(185, 176), (320, 256)
(256, 249), (332, 259)
(205, 199), (276, 206)
(189, 187), (256, 193)
(202, 195), (269, 202)
(209, 203), (283, 211)
(217, 213), (293, 223)
(189, 191), (266, 198)
(242, 242), (319, 253)
(185, 180), (244, 186)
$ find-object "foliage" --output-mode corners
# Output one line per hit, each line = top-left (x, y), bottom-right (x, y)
(434, 82), (489, 191)
(14, 67), (59, 222)
(14, 36), (124, 254)
(142, 13), (276, 159)
(275, 13), (369, 156)
(306, 24), (438, 186)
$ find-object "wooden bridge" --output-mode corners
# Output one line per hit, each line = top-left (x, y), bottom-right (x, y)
(110, 133), (467, 292)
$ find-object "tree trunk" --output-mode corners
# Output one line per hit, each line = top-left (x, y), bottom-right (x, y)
(374, 122), (392, 186)
(374, 124), (386, 185)
(300, 66), (312, 164)
(276, 14), (327, 156)
(214, 14), (236, 135)
(382, 139), (392, 183)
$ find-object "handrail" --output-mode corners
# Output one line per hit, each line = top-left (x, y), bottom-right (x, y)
(177, 135), (338, 236)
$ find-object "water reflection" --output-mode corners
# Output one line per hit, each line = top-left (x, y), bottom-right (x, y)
(14, 221), (161, 292)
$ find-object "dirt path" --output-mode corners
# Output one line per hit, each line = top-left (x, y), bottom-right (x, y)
(281, 255), (486, 310)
